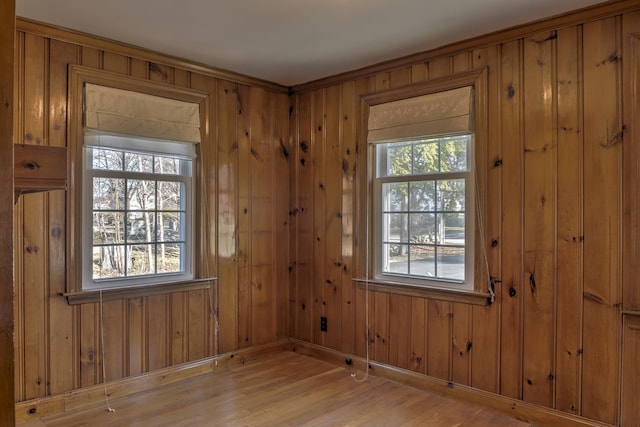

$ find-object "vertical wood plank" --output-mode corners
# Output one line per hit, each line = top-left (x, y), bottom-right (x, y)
(554, 25), (583, 415)
(294, 91), (314, 343)
(389, 67), (411, 88)
(621, 315), (640, 426)
(312, 88), (327, 346)
(426, 299), (451, 380)
(388, 295), (410, 370)
(102, 51), (128, 74)
(409, 298), (427, 374)
(47, 38), (77, 395)
(147, 295), (168, 371)
(521, 31), (557, 408)
(323, 84), (342, 350)
(149, 62), (173, 83)
(187, 290), (206, 361)
(581, 17), (621, 425)
(273, 92), (290, 340)
(249, 87), (274, 345)
(470, 45), (501, 394)
(340, 80), (357, 354)
(499, 39), (524, 400)
(102, 300), (125, 381)
(129, 58), (148, 79)
(622, 12), (640, 312)
(217, 80), (239, 353)
(128, 297), (145, 375)
(13, 30), (25, 402)
(236, 84), (253, 348)
(0, 2), (15, 422)
(451, 303), (471, 385)
(170, 293), (185, 365)
(22, 32), (47, 400)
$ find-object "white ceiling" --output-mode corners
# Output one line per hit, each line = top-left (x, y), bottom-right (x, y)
(16, 0), (605, 86)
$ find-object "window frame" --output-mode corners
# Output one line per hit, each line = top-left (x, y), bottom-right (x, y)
(66, 65), (212, 302)
(359, 68), (490, 305)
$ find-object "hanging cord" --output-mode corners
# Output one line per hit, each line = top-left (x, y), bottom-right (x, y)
(99, 290), (116, 413)
(474, 169), (495, 303)
(350, 277), (370, 383)
(352, 179), (371, 383)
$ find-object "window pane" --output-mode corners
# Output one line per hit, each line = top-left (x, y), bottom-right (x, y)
(440, 136), (468, 172)
(91, 148), (123, 171)
(383, 243), (408, 275)
(93, 177), (125, 210)
(409, 213), (435, 244)
(93, 212), (125, 244)
(383, 213), (406, 243)
(127, 245), (155, 276)
(409, 181), (435, 211)
(157, 212), (182, 242)
(127, 180), (156, 210)
(158, 181), (182, 210)
(125, 152), (153, 173)
(386, 144), (412, 176)
(158, 243), (183, 273)
(409, 245), (435, 277)
(155, 156), (181, 175)
(127, 214), (155, 243)
(437, 246), (465, 281)
(92, 245), (126, 279)
(382, 182), (408, 212)
(439, 213), (465, 245)
(437, 179), (465, 211)
(412, 141), (439, 174)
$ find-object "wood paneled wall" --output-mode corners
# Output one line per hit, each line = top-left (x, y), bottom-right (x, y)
(11, 2), (640, 426)
(289, 6), (640, 426)
(12, 22), (290, 403)
(1, 1), (16, 426)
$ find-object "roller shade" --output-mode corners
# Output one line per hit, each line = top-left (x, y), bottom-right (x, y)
(368, 86), (473, 143)
(84, 83), (201, 144)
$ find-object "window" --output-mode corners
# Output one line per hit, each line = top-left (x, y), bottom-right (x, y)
(83, 133), (194, 289)
(366, 81), (479, 292)
(65, 76), (206, 294)
(374, 134), (473, 288)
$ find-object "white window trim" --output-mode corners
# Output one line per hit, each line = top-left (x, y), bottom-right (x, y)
(371, 135), (475, 291)
(81, 139), (195, 290)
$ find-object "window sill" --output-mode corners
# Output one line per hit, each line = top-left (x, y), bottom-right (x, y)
(63, 277), (217, 305)
(354, 278), (490, 306)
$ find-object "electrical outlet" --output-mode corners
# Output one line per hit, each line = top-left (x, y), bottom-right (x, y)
(320, 316), (327, 332)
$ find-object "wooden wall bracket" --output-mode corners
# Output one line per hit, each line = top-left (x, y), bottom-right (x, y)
(14, 144), (67, 202)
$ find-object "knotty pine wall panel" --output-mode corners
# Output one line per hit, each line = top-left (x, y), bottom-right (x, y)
(13, 22), (289, 403)
(289, 7), (640, 425)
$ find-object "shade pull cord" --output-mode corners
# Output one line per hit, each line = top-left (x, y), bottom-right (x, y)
(475, 168), (495, 304)
(99, 290), (116, 413)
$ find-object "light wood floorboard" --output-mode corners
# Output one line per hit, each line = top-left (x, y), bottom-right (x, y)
(20, 352), (530, 426)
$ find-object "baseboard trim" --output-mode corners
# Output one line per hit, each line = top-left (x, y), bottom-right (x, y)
(284, 339), (614, 427)
(15, 339), (289, 423)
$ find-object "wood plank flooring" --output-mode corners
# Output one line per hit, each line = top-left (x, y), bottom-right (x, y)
(20, 352), (530, 426)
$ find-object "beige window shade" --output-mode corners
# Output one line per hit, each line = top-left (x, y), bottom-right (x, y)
(368, 86), (473, 143)
(85, 83), (201, 143)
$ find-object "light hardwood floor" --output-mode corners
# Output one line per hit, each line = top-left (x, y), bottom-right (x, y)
(20, 352), (530, 426)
